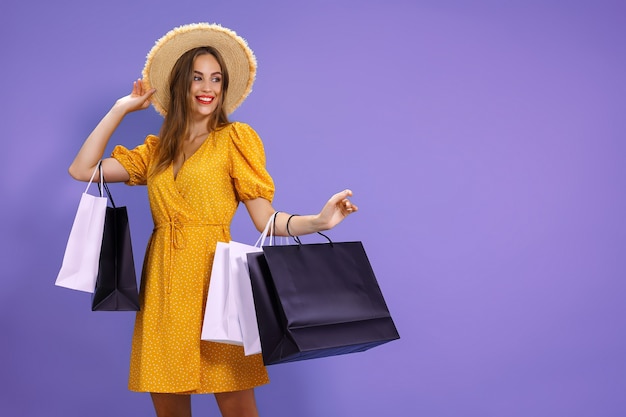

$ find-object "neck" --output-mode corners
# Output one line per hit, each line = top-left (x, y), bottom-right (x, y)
(188, 130), (209, 142)
(187, 119), (211, 142)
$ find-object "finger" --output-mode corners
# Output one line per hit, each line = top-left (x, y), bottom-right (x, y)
(339, 198), (357, 214)
(140, 79), (149, 94)
(143, 87), (156, 98)
(329, 189), (353, 204)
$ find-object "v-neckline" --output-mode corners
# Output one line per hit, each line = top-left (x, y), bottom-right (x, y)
(173, 132), (212, 180)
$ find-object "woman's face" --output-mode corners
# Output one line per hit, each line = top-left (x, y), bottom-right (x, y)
(189, 53), (223, 118)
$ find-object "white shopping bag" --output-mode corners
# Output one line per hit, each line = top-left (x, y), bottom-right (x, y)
(201, 242), (243, 346)
(201, 213), (279, 353)
(55, 164), (108, 293)
(229, 240), (264, 355)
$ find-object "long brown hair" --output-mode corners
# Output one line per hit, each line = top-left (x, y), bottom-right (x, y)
(149, 46), (230, 177)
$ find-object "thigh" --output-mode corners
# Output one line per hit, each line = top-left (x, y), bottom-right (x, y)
(214, 389), (259, 417)
(150, 392), (192, 417)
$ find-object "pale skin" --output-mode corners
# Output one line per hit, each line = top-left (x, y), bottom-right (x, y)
(69, 54), (356, 417)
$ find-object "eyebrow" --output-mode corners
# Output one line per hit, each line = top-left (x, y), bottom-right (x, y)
(194, 70), (222, 77)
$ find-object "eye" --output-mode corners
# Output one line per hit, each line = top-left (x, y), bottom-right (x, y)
(193, 75), (202, 81)
(211, 76), (222, 83)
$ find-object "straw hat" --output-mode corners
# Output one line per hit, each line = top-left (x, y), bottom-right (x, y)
(142, 23), (257, 116)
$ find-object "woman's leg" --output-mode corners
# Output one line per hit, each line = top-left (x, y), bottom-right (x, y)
(150, 393), (192, 417)
(214, 389), (259, 417)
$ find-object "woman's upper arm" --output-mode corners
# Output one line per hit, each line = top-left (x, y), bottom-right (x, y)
(100, 157), (130, 183)
(68, 157), (130, 183)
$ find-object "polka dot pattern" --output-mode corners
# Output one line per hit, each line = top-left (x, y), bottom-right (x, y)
(111, 122), (274, 393)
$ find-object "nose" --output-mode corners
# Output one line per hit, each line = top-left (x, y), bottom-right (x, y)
(201, 80), (213, 92)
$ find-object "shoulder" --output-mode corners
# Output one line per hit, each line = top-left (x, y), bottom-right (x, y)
(112, 134), (159, 158)
(145, 134), (160, 149)
(221, 122), (268, 166)
(219, 122), (264, 146)
(222, 121), (259, 138)
(135, 134), (160, 158)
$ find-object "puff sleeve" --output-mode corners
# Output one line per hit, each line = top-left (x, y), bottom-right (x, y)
(229, 122), (275, 202)
(111, 135), (159, 186)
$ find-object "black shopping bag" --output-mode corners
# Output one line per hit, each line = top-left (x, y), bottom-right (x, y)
(91, 181), (140, 311)
(247, 239), (399, 365)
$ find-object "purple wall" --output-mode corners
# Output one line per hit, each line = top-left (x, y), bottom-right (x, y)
(2, 0), (625, 416)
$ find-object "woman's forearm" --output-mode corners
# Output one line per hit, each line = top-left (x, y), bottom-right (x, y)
(68, 105), (127, 181)
(244, 190), (356, 238)
(68, 80), (155, 182)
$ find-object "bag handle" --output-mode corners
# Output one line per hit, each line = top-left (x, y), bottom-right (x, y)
(102, 180), (116, 208)
(297, 231), (333, 246)
(84, 161), (105, 197)
(286, 214), (333, 246)
(254, 211), (281, 247)
(94, 160), (117, 208)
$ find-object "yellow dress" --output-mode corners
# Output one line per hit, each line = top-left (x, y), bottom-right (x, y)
(111, 122), (273, 394)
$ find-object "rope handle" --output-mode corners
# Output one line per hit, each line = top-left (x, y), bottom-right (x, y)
(94, 160), (117, 208)
(286, 214), (333, 246)
(254, 211), (281, 247)
(84, 161), (104, 197)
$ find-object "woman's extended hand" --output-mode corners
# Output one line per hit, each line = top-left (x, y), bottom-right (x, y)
(114, 79), (156, 114)
(316, 189), (358, 230)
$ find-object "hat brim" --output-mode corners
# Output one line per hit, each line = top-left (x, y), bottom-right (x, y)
(143, 23), (257, 116)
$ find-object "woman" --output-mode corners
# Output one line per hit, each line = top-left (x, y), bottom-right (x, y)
(68, 23), (356, 417)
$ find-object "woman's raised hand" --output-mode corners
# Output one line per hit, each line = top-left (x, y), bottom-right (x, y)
(114, 79), (156, 114)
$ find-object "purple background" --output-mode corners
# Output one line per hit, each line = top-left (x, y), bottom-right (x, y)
(2, 0), (625, 416)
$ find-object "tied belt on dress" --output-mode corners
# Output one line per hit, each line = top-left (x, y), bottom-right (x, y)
(155, 217), (225, 294)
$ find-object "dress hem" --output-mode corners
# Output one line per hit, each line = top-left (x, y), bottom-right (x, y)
(128, 379), (270, 395)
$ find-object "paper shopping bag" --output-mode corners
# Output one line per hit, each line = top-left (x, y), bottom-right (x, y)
(91, 201), (140, 311)
(202, 242), (242, 345)
(56, 165), (108, 293)
(201, 213), (279, 350)
(247, 240), (400, 365)
(229, 241), (263, 355)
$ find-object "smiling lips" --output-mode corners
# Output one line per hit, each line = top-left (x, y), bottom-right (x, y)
(196, 95), (214, 105)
